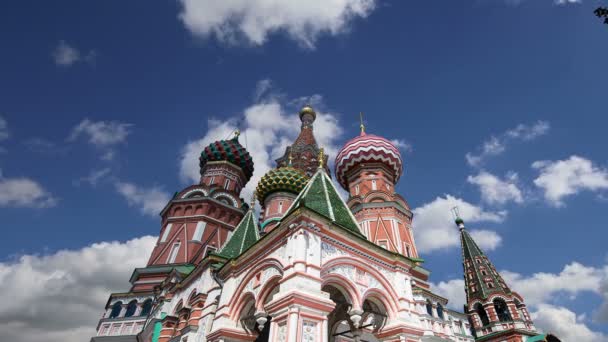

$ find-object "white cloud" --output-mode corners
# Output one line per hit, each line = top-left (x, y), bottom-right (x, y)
(52, 40), (80, 66)
(469, 229), (503, 250)
(0, 115), (8, 141)
(501, 262), (605, 306)
(390, 139), (413, 153)
(52, 41), (96, 67)
(178, 0), (377, 49)
(432, 279), (466, 310)
(412, 194), (505, 253)
(69, 119), (131, 147)
(74, 168), (112, 187)
(433, 261), (608, 340)
(115, 181), (171, 216)
(467, 171), (523, 205)
(68, 119), (132, 161)
(179, 80), (343, 202)
(466, 121), (549, 167)
(0, 171), (57, 208)
(532, 155), (608, 207)
(531, 304), (607, 342)
(554, 0), (581, 5)
(0, 236), (157, 342)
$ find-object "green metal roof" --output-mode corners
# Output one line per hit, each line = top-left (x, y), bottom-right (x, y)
(283, 167), (364, 237)
(216, 208), (260, 259)
(527, 334), (547, 342)
(460, 226), (512, 301)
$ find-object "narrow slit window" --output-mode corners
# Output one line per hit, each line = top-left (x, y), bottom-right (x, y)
(160, 223), (173, 243)
(167, 243), (180, 263)
(193, 222), (206, 242)
(224, 179), (230, 190)
(371, 179), (377, 190)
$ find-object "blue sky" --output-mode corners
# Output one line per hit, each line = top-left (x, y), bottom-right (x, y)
(1, 1), (607, 341)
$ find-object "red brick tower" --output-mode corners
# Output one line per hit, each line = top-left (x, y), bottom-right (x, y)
(335, 119), (418, 258)
(257, 105), (328, 232)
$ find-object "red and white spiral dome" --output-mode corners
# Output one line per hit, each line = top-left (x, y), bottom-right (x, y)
(334, 131), (403, 190)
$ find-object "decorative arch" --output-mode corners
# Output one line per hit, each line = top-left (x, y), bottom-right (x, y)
(363, 190), (392, 203)
(232, 291), (256, 322)
(228, 258), (285, 319)
(188, 289), (198, 306)
(255, 275), (282, 311)
(322, 257), (400, 308)
(487, 294), (511, 303)
(322, 274), (361, 309)
(474, 302), (490, 326)
(140, 298), (153, 316)
(493, 297), (512, 322)
(173, 299), (184, 315)
(109, 301), (122, 318)
(125, 300), (138, 317)
(181, 188), (209, 199)
(361, 288), (397, 319)
(211, 191), (238, 207)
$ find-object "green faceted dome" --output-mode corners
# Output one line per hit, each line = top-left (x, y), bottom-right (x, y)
(256, 166), (309, 202)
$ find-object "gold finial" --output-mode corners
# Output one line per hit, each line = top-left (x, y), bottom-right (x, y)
(318, 148), (325, 169)
(359, 112), (365, 135)
(288, 151), (293, 166)
(234, 128), (241, 138)
(250, 191), (256, 208)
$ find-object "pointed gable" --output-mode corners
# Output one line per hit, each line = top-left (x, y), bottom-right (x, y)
(284, 167), (365, 238)
(217, 209), (260, 260)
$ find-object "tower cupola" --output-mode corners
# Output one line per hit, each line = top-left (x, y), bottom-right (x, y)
(335, 129), (403, 192)
(256, 163), (309, 232)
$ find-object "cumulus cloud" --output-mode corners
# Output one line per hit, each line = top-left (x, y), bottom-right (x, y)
(0, 171), (57, 208)
(52, 40), (96, 67)
(433, 261), (608, 341)
(432, 279), (466, 310)
(114, 181), (171, 216)
(0, 115), (8, 141)
(532, 155), (608, 207)
(501, 262), (606, 307)
(531, 304), (606, 342)
(0, 236), (157, 342)
(179, 80), (344, 202)
(177, 0), (377, 48)
(467, 171), (523, 205)
(412, 194), (505, 253)
(466, 121), (549, 167)
(68, 119), (132, 161)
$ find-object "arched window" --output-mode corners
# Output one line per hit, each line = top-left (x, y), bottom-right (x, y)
(493, 298), (512, 322)
(474, 303), (489, 326)
(140, 299), (153, 316)
(109, 301), (122, 318)
(514, 299), (526, 321)
(426, 300), (433, 316)
(125, 300), (138, 317)
(437, 303), (445, 320)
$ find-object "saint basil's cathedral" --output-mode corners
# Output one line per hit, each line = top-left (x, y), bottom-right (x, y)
(92, 106), (557, 342)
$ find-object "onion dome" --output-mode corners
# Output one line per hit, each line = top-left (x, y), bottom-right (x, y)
(334, 131), (403, 190)
(255, 166), (309, 202)
(199, 135), (254, 181)
(299, 105), (316, 121)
